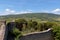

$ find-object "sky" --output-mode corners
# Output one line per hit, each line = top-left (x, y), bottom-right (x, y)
(0, 0), (60, 15)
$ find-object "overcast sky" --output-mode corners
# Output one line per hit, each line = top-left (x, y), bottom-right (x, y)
(0, 0), (60, 15)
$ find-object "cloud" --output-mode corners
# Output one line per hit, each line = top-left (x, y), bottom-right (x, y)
(1, 8), (60, 15)
(0, 9), (32, 15)
(52, 8), (60, 14)
(5, 9), (10, 12)
(41, 8), (60, 14)
(1, 9), (16, 15)
(5, 9), (15, 13)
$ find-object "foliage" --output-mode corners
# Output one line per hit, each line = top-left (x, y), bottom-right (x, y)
(12, 27), (22, 40)
(14, 19), (54, 32)
(53, 25), (60, 40)
(15, 18), (27, 31)
(7, 18), (60, 40)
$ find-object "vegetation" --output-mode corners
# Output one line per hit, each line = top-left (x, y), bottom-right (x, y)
(6, 18), (60, 40)
(1, 13), (60, 22)
(5, 13), (60, 40)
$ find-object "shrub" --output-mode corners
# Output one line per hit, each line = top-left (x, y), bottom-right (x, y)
(12, 27), (22, 40)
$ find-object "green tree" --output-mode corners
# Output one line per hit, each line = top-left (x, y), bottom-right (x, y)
(15, 18), (27, 31)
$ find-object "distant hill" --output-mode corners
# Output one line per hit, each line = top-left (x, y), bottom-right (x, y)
(0, 13), (60, 22)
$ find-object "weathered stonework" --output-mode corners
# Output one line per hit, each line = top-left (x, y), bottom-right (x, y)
(0, 21), (6, 40)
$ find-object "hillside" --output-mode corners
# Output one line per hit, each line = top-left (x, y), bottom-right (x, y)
(0, 13), (60, 22)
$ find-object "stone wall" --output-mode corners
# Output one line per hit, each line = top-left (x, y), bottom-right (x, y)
(20, 28), (54, 40)
(0, 21), (6, 40)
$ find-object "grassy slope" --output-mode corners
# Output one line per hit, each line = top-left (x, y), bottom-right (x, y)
(0, 13), (60, 22)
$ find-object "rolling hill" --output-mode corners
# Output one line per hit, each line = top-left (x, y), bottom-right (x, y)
(0, 13), (60, 22)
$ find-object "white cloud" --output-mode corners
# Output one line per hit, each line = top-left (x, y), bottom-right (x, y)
(4, 9), (15, 15)
(52, 8), (60, 14)
(1, 8), (60, 15)
(40, 8), (60, 14)
(5, 9), (15, 13)
(5, 9), (10, 12)
(10, 10), (15, 13)
(16, 11), (32, 14)
(0, 9), (32, 15)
